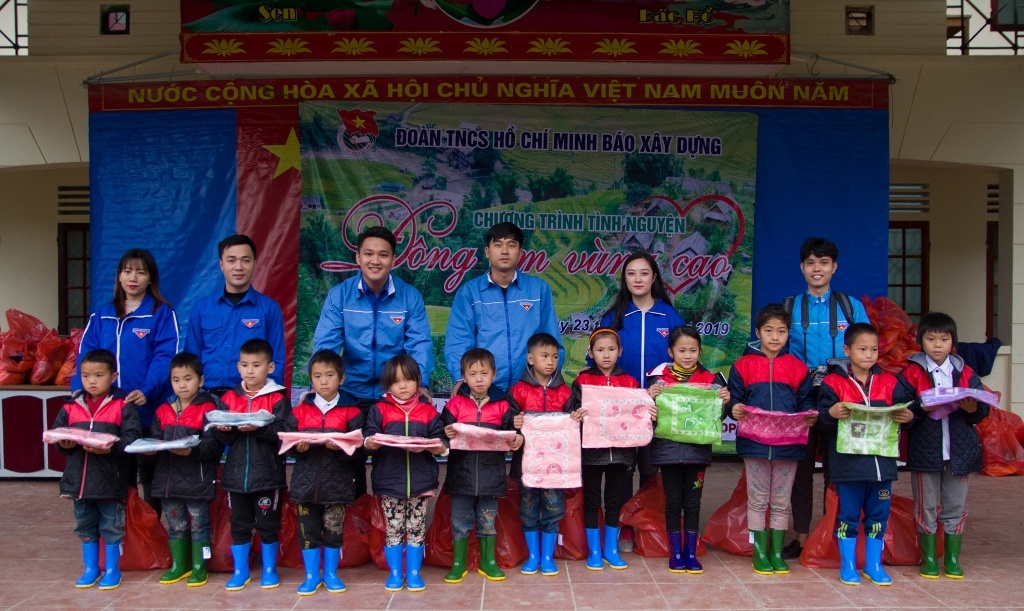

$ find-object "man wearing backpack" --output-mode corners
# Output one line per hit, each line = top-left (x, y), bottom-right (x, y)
(781, 237), (870, 559)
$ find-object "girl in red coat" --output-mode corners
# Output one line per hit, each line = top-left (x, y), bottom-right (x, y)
(568, 328), (650, 570)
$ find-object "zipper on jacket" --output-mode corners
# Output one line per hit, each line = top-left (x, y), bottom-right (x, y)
(639, 311), (647, 388)
(314, 411), (327, 505)
(243, 395), (252, 493)
(475, 403), (483, 497)
(503, 292), (513, 391)
(165, 407), (181, 499)
(371, 296), (381, 384)
(405, 412), (412, 498)
(606, 374), (614, 463)
(767, 356), (774, 461)
(79, 412), (95, 499)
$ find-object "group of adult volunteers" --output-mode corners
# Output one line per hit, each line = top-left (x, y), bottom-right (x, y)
(76, 223), (862, 558)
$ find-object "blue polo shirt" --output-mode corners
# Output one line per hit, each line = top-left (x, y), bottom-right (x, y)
(184, 287), (286, 388)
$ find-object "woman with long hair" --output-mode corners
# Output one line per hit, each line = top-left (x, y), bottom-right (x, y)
(599, 251), (686, 552)
(73, 248), (180, 510)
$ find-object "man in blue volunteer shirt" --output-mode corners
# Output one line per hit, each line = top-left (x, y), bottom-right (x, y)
(783, 237), (870, 559)
(444, 222), (563, 395)
(312, 225), (434, 403)
(185, 234), (286, 395)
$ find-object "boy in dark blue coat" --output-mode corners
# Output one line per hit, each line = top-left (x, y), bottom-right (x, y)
(817, 324), (914, 586)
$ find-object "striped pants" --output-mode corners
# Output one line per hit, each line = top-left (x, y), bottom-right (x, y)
(835, 480), (892, 539)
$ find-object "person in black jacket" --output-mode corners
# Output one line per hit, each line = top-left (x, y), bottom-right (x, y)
(287, 350), (364, 596)
(442, 349), (522, 584)
(149, 353), (224, 588)
(52, 349), (141, 591)
(897, 313), (991, 580)
(817, 325), (913, 587)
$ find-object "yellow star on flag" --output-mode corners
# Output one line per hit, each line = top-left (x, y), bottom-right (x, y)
(263, 128), (300, 179)
(352, 116), (366, 129)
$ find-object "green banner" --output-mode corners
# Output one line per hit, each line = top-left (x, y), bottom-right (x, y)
(296, 101), (756, 388)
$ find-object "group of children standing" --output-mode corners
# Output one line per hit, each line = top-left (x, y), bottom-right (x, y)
(53, 304), (990, 594)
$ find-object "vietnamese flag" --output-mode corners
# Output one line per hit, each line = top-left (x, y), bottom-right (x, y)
(89, 107), (300, 389)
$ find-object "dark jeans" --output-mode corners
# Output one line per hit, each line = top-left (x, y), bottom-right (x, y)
(519, 486), (565, 534)
(229, 489), (282, 545)
(164, 497), (212, 541)
(451, 494), (499, 539)
(73, 499), (126, 544)
(582, 464), (629, 528)
(296, 502), (346, 549)
(835, 480), (891, 539)
(791, 427), (832, 535)
(661, 463), (706, 533)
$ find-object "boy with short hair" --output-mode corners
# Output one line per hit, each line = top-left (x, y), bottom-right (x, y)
(508, 333), (571, 577)
(898, 312), (990, 580)
(52, 349), (141, 590)
(287, 349), (364, 596)
(150, 352), (224, 587)
(729, 303), (816, 575)
(213, 338), (291, 591)
(441, 348), (523, 583)
(817, 324), (914, 586)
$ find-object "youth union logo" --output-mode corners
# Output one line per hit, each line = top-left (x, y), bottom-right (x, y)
(337, 108), (379, 155)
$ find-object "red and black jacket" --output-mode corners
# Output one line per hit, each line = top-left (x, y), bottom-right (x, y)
(727, 342), (815, 461)
(286, 393), (365, 505)
(150, 392), (224, 501)
(817, 364), (913, 483)
(213, 382), (291, 494)
(566, 365), (641, 467)
(897, 352), (990, 475)
(647, 363), (720, 466)
(441, 385), (515, 498)
(54, 388), (141, 500)
(507, 366), (572, 481)
(363, 393), (446, 499)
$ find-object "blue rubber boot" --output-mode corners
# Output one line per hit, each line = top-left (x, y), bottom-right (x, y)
(521, 530), (541, 575)
(602, 526), (627, 569)
(406, 544), (426, 591)
(384, 544), (404, 591)
(668, 531), (686, 573)
(322, 547), (346, 593)
(838, 537), (861, 586)
(75, 541), (102, 588)
(863, 537), (892, 586)
(98, 543), (122, 590)
(540, 532), (559, 576)
(684, 531), (704, 574)
(225, 543), (251, 591)
(585, 528), (604, 570)
(297, 548), (322, 595)
(260, 542), (280, 589)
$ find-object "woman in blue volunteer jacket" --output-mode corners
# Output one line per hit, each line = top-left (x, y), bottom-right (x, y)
(598, 251), (685, 551)
(73, 248), (179, 509)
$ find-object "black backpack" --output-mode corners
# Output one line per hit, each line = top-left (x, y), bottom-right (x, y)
(782, 291), (856, 360)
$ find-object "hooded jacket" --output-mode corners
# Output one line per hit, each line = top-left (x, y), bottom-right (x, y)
(214, 381), (290, 493)
(566, 365), (641, 467)
(507, 366), (572, 481)
(150, 392), (224, 501)
(897, 352), (990, 475)
(441, 384), (515, 497)
(728, 342), (815, 461)
(286, 392), (365, 505)
(817, 364), (913, 483)
(363, 393), (446, 499)
(647, 363), (721, 466)
(73, 294), (179, 428)
(54, 388), (141, 500)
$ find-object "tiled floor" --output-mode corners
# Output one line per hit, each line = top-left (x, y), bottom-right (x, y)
(3, 460), (1023, 610)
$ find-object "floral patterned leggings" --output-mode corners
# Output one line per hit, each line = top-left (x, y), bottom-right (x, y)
(380, 496), (429, 547)
(744, 458), (798, 531)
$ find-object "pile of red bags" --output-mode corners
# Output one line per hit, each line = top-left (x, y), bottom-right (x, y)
(620, 473), (706, 557)
(0, 309), (82, 385)
(98, 487), (172, 570)
(701, 471), (754, 555)
(976, 405), (1024, 476)
(424, 478), (529, 570)
(860, 296), (920, 376)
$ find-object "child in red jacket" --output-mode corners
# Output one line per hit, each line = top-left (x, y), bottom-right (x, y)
(52, 349), (141, 591)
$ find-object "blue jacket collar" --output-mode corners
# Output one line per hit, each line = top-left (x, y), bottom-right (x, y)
(357, 274), (395, 298)
(219, 286), (256, 305)
(485, 269), (519, 288)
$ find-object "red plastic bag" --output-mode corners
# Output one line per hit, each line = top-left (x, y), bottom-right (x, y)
(275, 491), (303, 568)
(800, 485), (939, 568)
(339, 495), (373, 567)
(208, 487), (234, 572)
(0, 371), (27, 385)
(424, 479), (528, 570)
(54, 328), (85, 386)
(702, 471), (754, 555)
(861, 297), (920, 376)
(0, 337), (34, 373)
(620, 473), (706, 557)
(99, 487), (172, 571)
(977, 407), (1024, 476)
(5, 309), (48, 341)
(30, 331), (68, 385)
(553, 487), (587, 560)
